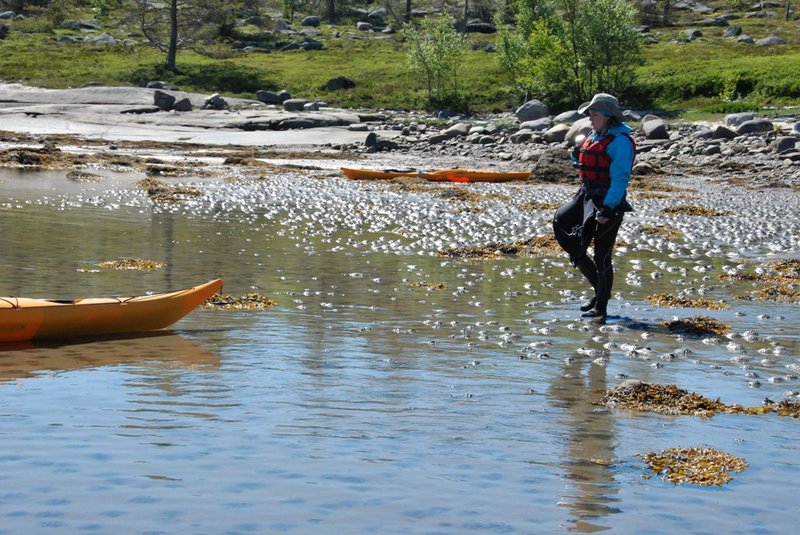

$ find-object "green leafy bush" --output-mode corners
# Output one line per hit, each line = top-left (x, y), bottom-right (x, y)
(496, 0), (644, 109)
(404, 15), (470, 111)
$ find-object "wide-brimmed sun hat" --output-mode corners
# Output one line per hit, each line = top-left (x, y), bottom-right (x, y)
(578, 93), (624, 120)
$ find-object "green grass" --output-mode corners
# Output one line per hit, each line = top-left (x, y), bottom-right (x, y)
(1, 2), (799, 117)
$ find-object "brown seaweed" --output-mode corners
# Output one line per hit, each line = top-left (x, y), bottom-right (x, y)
(641, 447), (748, 486)
(659, 205), (732, 217)
(97, 258), (163, 271)
(203, 293), (276, 310)
(601, 382), (800, 418)
(646, 293), (730, 310)
(662, 315), (730, 336)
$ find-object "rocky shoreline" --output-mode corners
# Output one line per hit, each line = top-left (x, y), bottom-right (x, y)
(1, 83), (799, 191)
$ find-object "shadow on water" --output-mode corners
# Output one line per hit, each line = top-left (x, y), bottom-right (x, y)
(550, 353), (621, 532)
(0, 331), (219, 383)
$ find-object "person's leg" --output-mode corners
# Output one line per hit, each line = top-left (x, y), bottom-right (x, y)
(554, 195), (597, 308)
(572, 223), (598, 311)
(583, 215), (623, 319)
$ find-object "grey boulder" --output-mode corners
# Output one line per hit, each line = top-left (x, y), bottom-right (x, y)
(153, 90), (175, 111)
(515, 99), (549, 123)
(173, 98), (193, 112)
(725, 112), (753, 127)
(756, 35), (785, 47)
(444, 123), (471, 137)
(322, 76), (356, 91)
(723, 25), (742, 37)
(519, 117), (552, 132)
(544, 123), (571, 143)
(256, 89), (291, 104)
(202, 93), (229, 110)
(736, 119), (773, 135)
(283, 98), (308, 112)
(641, 114), (669, 139)
(565, 117), (592, 145)
(712, 125), (738, 139)
(771, 136), (797, 153)
(554, 110), (582, 123)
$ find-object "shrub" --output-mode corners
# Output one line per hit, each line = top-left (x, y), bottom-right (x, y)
(496, 0), (644, 108)
(404, 15), (470, 111)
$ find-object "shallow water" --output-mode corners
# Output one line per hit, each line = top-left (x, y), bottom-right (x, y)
(0, 167), (799, 533)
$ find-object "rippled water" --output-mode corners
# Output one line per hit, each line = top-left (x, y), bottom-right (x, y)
(1, 168), (799, 533)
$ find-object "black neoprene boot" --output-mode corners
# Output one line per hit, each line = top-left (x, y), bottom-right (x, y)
(581, 306), (607, 322)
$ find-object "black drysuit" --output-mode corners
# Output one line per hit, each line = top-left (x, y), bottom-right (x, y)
(553, 183), (632, 315)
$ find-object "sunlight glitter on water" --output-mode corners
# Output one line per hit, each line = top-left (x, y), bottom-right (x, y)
(0, 169), (799, 533)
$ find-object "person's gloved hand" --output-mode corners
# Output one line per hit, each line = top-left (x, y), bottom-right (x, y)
(596, 205), (616, 224)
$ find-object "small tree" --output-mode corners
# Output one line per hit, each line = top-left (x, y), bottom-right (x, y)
(495, 0), (555, 98)
(281, 0), (299, 22)
(327, 0), (335, 23)
(404, 15), (470, 109)
(497, 0), (644, 108)
(135, 0), (243, 71)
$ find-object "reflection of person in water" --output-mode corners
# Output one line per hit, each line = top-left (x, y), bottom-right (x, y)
(548, 352), (621, 529)
(553, 93), (635, 323)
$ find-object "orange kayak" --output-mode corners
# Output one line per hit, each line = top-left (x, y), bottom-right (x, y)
(0, 279), (223, 342)
(342, 167), (530, 183)
(421, 169), (531, 183)
(341, 167), (418, 180)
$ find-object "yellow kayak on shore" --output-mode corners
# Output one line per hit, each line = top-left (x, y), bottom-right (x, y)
(0, 279), (223, 342)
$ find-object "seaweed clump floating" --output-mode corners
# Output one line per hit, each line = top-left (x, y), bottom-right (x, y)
(135, 178), (203, 202)
(0, 147), (59, 167)
(772, 400), (800, 418)
(97, 258), (163, 271)
(600, 381), (729, 417)
(641, 447), (748, 486)
(600, 381), (800, 418)
(437, 235), (561, 259)
(639, 225), (682, 239)
(725, 260), (800, 303)
(747, 285), (800, 303)
(517, 201), (561, 211)
(203, 293), (276, 310)
(659, 205), (732, 217)
(662, 315), (730, 336)
(405, 280), (446, 290)
(646, 293), (730, 310)
(66, 170), (103, 182)
(388, 182), (511, 206)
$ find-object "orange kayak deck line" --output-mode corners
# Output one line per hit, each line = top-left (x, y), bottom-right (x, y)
(340, 167), (417, 180)
(0, 279), (223, 342)
(341, 167), (530, 183)
(421, 169), (531, 183)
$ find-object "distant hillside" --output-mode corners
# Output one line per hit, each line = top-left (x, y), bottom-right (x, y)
(0, 0), (798, 116)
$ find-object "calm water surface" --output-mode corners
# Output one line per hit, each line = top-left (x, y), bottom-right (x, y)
(0, 168), (798, 534)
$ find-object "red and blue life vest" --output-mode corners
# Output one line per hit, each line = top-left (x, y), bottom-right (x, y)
(577, 133), (636, 186)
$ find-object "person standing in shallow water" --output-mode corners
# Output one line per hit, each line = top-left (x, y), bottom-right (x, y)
(553, 93), (635, 323)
